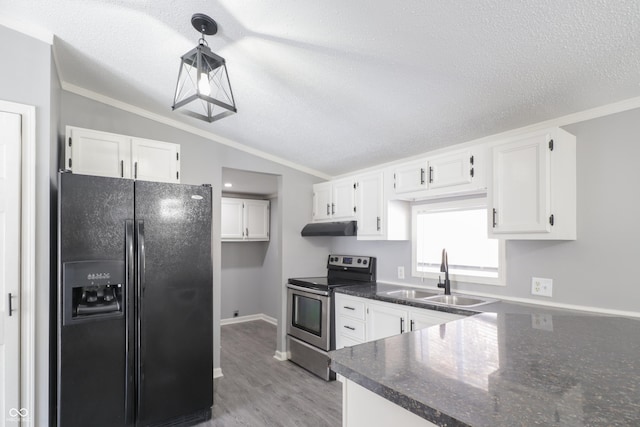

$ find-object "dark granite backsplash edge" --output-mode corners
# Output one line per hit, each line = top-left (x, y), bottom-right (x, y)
(331, 360), (470, 427)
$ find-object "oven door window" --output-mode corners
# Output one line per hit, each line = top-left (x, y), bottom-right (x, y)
(292, 294), (323, 336)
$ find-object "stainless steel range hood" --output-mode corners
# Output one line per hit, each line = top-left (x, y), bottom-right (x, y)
(300, 221), (357, 237)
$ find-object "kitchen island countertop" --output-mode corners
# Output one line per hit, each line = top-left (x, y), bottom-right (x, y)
(330, 284), (640, 426)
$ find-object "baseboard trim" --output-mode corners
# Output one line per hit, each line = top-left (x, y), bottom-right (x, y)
(221, 313), (278, 326)
(273, 350), (290, 361)
(213, 368), (223, 379)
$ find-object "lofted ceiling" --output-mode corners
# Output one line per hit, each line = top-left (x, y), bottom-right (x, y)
(3, 1), (640, 177)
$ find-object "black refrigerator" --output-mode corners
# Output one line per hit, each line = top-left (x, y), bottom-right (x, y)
(53, 172), (213, 427)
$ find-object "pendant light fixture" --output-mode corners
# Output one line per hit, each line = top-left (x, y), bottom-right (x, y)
(172, 13), (237, 122)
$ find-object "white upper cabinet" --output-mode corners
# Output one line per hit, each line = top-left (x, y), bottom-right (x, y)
(221, 198), (245, 240)
(429, 151), (474, 189)
(392, 146), (486, 200)
(131, 137), (180, 183)
(65, 127), (131, 178)
(65, 126), (180, 183)
(488, 128), (576, 240)
(355, 170), (410, 241)
(221, 198), (270, 242)
(312, 178), (356, 222)
(332, 178), (357, 220)
(244, 199), (270, 240)
(355, 171), (384, 238)
(393, 159), (428, 194)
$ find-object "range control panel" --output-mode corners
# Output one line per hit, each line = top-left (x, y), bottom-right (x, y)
(328, 255), (371, 268)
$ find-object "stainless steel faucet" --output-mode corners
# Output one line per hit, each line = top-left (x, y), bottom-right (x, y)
(437, 248), (451, 295)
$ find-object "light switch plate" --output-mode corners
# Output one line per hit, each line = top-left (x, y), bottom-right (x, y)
(531, 277), (553, 297)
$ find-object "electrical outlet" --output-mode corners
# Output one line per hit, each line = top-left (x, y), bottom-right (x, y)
(397, 266), (405, 279)
(531, 277), (553, 297)
(531, 314), (554, 331)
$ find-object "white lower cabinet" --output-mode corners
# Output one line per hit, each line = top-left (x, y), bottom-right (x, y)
(367, 301), (408, 341)
(343, 379), (437, 427)
(335, 293), (465, 350)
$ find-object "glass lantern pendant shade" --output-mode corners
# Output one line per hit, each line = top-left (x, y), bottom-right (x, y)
(172, 14), (237, 123)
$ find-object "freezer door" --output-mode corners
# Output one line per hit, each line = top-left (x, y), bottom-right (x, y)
(56, 172), (135, 427)
(135, 181), (213, 426)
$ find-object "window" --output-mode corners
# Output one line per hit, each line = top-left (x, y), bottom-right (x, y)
(412, 198), (504, 285)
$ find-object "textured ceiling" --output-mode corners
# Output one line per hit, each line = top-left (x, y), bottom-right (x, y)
(3, 0), (640, 176)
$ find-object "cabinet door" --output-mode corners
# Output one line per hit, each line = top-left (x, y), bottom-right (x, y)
(312, 182), (332, 221)
(66, 127), (130, 178)
(221, 198), (245, 240)
(332, 178), (356, 220)
(366, 302), (408, 341)
(131, 138), (180, 183)
(492, 135), (551, 234)
(356, 172), (384, 237)
(393, 159), (428, 194)
(428, 151), (473, 189)
(409, 308), (463, 332)
(244, 200), (270, 241)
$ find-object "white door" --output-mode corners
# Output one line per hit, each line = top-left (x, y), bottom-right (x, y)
(356, 172), (384, 237)
(0, 111), (21, 426)
(312, 182), (332, 221)
(66, 127), (131, 178)
(131, 137), (180, 183)
(491, 135), (551, 234)
(244, 200), (270, 241)
(428, 151), (473, 189)
(331, 178), (356, 220)
(221, 198), (245, 240)
(366, 302), (408, 341)
(393, 159), (428, 194)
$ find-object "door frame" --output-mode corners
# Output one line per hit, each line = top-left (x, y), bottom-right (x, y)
(0, 100), (36, 425)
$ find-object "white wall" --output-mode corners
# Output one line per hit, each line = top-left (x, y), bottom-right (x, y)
(330, 108), (640, 315)
(0, 24), (55, 427)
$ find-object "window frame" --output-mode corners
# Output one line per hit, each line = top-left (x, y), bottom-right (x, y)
(411, 197), (506, 286)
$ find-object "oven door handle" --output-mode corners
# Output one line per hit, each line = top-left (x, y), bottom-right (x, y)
(286, 284), (330, 296)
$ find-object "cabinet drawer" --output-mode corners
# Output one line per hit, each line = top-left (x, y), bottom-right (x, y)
(337, 298), (366, 320)
(337, 316), (366, 341)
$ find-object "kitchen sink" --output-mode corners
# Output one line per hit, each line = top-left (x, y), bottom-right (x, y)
(378, 289), (439, 300)
(425, 294), (493, 307)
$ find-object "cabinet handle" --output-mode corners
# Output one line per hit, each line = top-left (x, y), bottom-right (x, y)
(331, 203), (335, 215)
(120, 160), (124, 178)
(344, 325), (356, 331)
(8, 293), (16, 317)
(245, 228), (249, 238)
(429, 166), (434, 183)
(400, 318), (405, 334)
(376, 216), (381, 231)
(492, 208), (497, 228)
(420, 168), (425, 185)
(344, 306), (355, 311)
(326, 204), (330, 216)
(134, 162), (138, 179)
(410, 319), (415, 332)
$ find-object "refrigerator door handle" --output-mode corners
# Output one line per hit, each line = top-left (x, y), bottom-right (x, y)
(124, 220), (135, 424)
(135, 219), (145, 416)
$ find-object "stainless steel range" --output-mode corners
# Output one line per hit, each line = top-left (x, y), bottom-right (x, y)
(286, 254), (376, 380)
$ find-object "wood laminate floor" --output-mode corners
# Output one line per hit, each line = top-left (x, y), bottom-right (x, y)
(200, 320), (342, 427)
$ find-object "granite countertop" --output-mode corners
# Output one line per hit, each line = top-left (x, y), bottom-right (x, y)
(331, 284), (640, 426)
